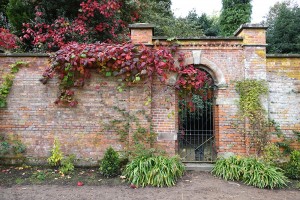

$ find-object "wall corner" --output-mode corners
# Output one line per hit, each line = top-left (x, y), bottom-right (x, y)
(234, 23), (268, 46)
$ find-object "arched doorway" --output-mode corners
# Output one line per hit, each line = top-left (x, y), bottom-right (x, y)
(177, 68), (217, 162)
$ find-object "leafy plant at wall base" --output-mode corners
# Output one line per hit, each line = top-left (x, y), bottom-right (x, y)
(99, 147), (120, 177)
(261, 143), (281, 165)
(284, 150), (300, 179)
(31, 171), (47, 181)
(0, 141), (10, 156)
(47, 138), (63, 167)
(59, 154), (76, 175)
(123, 155), (185, 187)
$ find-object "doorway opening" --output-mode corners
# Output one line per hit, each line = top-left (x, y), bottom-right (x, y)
(177, 68), (216, 162)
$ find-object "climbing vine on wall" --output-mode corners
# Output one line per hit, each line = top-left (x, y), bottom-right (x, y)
(41, 42), (212, 107)
(0, 61), (29, 108)
(235, 79), (270, 154)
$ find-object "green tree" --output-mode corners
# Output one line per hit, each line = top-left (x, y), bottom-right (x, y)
(0, 0), (8, 14)
(219, 0), (252, 36)
(6, 0), (35, 34)
(0, 0), (9, 28)
(186, 10), (220, 36)
(264, 0), (300, 53)
(127, 0), (204, 38)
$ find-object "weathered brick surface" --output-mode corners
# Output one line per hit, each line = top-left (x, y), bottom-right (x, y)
(1, 24), (299, 165)
(267, 55), (300, 145)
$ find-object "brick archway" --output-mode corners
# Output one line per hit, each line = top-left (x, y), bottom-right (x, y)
(182, 50), (227, 88)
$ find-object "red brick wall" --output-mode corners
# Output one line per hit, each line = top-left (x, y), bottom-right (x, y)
(1, 24), (299, 165)
(0, 55), (178, 165)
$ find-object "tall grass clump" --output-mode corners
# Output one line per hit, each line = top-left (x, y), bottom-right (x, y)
(123, 155), (185, 187)
(212, 156), (288, 189)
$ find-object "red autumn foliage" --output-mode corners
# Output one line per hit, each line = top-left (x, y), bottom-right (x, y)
(0, 28), (18, 50)
(21, 0), (138, 51)
(41, 42), (212, 106)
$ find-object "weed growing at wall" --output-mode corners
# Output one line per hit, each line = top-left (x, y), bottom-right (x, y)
(0, 133), (26, 157)
(0, 61), (28, 107)
(235, 79), (270, 154)
(47, 138), (63, 167)
(59, 154), (76, 175)
(47, 138), (77, 175)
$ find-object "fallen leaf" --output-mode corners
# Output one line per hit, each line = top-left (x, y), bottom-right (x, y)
(77, 181), (84, 186)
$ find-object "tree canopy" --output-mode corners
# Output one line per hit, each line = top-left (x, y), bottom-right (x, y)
(219, 0), (252, 36)
(264, 0), (300, 54)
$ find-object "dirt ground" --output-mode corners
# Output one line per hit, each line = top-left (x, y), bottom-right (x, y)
(1, 170), (299, 200)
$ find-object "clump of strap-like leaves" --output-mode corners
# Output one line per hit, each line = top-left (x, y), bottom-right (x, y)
(41, 42), (212, 107)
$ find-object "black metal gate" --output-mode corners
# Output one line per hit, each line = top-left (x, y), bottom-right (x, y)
(178, 91), (216, 162)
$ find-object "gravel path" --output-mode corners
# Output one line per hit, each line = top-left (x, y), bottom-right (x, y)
(1, 172), (299, 200)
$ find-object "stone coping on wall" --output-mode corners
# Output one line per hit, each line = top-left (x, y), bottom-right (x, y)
(129, 23), (155, 29)
(267, 54), (300, 58)
(233, 23), (268, 36)
(0, 53), (49, 57)
(2, 53), (299, 59)
(153, 36), (243, 41)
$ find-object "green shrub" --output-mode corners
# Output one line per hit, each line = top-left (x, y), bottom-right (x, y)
(123, 155), (185, 187)
(212, 156), (288, 189)
(285, 150), (300, 179)
(211, 156), (243, 181)
(261, 143), (281, 165)
(47, 138), (63, 167)
(59, 154), (76, 175)
(99, 147), (120, 177)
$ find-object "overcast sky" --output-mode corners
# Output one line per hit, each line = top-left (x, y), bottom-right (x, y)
(171, 0), (300, 23)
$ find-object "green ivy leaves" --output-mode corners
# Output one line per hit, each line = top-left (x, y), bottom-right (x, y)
(0, 61), (28, 108)
(235, 79), (268, 121)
